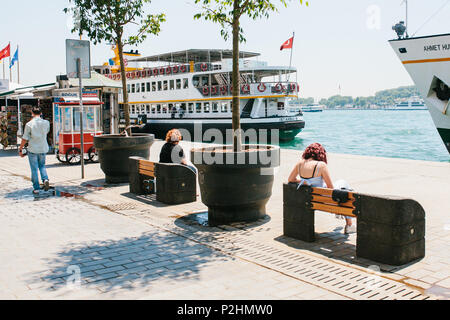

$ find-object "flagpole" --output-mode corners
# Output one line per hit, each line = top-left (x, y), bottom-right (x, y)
(17, 46), (20, 84)
(9, 42), (11, 81)
(286, 31), (295, 96)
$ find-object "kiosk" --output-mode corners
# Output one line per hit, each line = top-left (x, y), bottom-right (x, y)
(53, 92), (103, 164)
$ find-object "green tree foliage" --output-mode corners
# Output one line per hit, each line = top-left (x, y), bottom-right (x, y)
(64, 0), (165, 132)
(294, 97), (315, 104)
(194, 0), (309, 150)
(320, 86), (419, 108)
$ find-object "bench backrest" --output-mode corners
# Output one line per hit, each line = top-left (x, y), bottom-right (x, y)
(310, 187), (356, 218)
(138, 160), (155, 178)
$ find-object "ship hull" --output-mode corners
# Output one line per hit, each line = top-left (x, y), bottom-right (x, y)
(134, 117), (305, 142)
(389, 33), (450, 153)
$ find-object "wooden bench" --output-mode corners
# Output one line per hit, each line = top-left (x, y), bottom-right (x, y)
(283, 183), (425, 266)
(129, 156), (197, 205)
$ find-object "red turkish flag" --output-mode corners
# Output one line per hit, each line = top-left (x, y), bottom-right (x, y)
(0, 43), (10, 61)
(280, 37), (294, 51)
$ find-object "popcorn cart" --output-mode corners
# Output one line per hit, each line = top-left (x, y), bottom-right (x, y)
(53, 92), (103, 165)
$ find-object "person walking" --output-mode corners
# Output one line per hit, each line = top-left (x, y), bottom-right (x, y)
(19, 106), (50, 195)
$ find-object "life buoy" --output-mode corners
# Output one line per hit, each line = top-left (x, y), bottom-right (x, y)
(200, 63), (208, 72)
(141, 70), (146, 77)
(241, 84), (250, 94)
(220, 85), (228, 95)
(210, 86), (218, 95)
(159, 67), (165, 75)
(166, 66), (172, 74)
(153, 68), (159, 76)
(180, 65), (187, 73)
(289, 83), (297, 92)
(203, 86), (209, 95)
(172, 65), (179, 73)
(131, 72), (136, 79)
(275, 83), (283, 92)
(126, 72), (131, 79)
(257, 83), (266, 92)
(147, 69), (152, 77)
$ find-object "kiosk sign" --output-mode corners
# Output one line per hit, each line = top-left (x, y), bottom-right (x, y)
(65, 39), (91, 79)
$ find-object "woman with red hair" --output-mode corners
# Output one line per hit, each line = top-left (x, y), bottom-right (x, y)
(288, 143), (355, 234)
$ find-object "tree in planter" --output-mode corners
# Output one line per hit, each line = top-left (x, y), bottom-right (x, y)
(194, 0), (309, 151)
(64, 0), (165, 134)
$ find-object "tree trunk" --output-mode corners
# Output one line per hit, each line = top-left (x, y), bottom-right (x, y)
(117, 38), (131, 135)
(232, 0), (242, 152)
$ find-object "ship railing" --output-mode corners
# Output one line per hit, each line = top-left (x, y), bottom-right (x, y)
(196, 82), (299, 97)
(104, 62), (225, 81)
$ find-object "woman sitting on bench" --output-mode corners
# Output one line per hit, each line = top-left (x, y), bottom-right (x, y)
(287, 143), (355, 234)
(159, 129), (197, 173)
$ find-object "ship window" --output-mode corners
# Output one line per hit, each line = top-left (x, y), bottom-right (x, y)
(176, 79), (181, 90)
(201, 77), (208, 87)
(158, 81), (162, 91)
(151, 105), (156, 114)
(204, 102), (210, 113)
(188, 103), (194, 113)
(277, 102), (285, 110)
(141, 83), (146, 92)
(146, 82), (151, 92)
(193, 76), (200, 87)
(162, 104), (168, 113)
(196, 102), (202, 113)
(170, 80), (175, 90)
(131, 84), (135, 93)
(180, 103), (186, 112)
(156, 104), (161, 113)
(127, 84), (131, 93)
(136, 83), (140, 93)
(146, 105), (150, 113)
(212, 102), (219, 113)
(163, 81), (168, 91)
(183, 78), (189, 89)
(221, 102), (228, 113)
(152, 82), (156, 91)
(130, 105), (135, 114)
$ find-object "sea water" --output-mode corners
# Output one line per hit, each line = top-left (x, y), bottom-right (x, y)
(280, 110), (450, 162)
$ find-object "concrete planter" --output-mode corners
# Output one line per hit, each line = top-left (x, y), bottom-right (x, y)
(94, 134), (154, 184)
(191, 145), (280, 226)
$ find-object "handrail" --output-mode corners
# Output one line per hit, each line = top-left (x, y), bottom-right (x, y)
(196, 82), (299, 97)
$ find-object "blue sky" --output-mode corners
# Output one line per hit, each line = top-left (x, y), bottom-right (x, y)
(0, 0), (449, 100)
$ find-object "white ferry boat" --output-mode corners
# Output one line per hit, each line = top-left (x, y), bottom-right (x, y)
(385, 96), (427, 111)
(390, 24), (450, 152)
(301, 103), (324, 112)
(99, 49), (305, 142)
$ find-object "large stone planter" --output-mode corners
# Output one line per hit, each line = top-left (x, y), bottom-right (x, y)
(94, 134), (154, 184)
(191, 145), (280, 226)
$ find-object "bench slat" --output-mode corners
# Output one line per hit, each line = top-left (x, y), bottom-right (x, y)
(139, 169), (155, 177)
(311, 194), (355, 209)
(311, 187), (355, 201)
(139, 162), (155, 169)
(311, 202), (356, 217)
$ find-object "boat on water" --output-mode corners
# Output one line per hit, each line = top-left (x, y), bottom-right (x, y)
(97, 48), (305, 142)
(301, 103), (324, 112)
(385, 96), (427, 111)
(390, 22), (450, 153)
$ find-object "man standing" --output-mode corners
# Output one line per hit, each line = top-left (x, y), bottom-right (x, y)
(19, 106), (50, 194)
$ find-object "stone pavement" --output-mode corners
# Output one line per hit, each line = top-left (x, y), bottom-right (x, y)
(0, 141), (449, 300)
